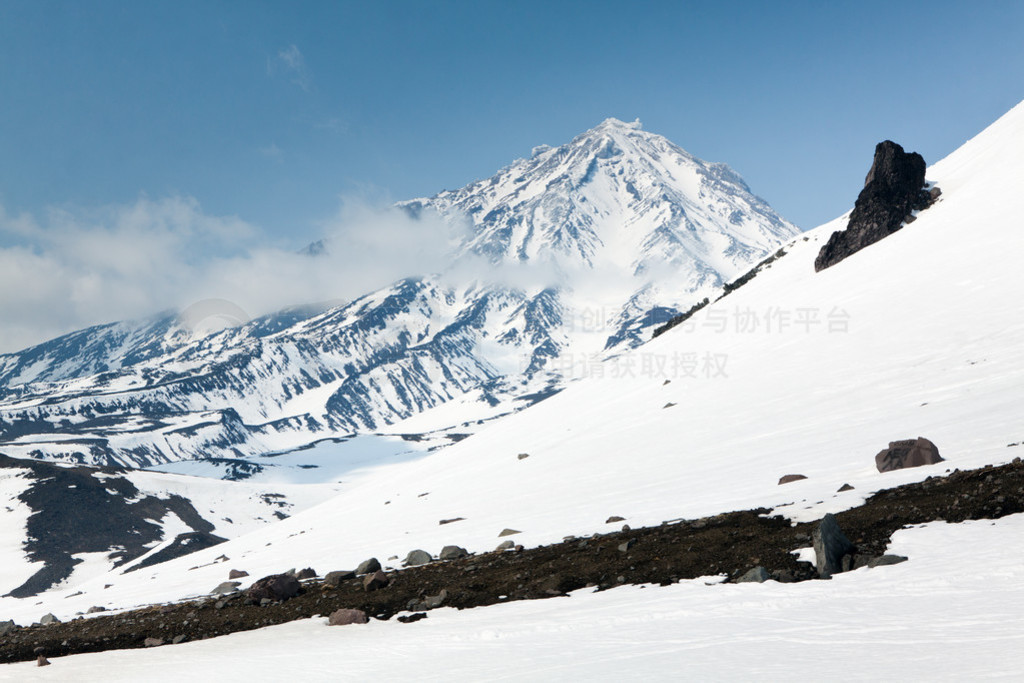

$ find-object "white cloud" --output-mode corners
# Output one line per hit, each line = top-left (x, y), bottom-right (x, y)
(268, 44), (312, 91)
(0, 195), (461, 354)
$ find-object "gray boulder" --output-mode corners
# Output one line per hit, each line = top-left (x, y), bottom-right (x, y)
(212, 581), (241, 595)
(296, 567), (317, 580)
(404, 549), (433, 566)
(355, 558), (381, 575)
(813, 513), (856, 579)
(875, 437), (943, 473)
(869, 554), (909, 568)
(86, 606), (107, 614)
(0, 620), (15, 635)
(439, 545), (468, 561)
(228, 569), (249, 580)
(737, 566), (771, 583)
(39, 613), (60, 626)
(495, 540), (515, 552)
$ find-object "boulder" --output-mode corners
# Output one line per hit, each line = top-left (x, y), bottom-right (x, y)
(144, 637), (164, 647)
(363, 570), (388, 592)
(875, 437), (943, 473)
(355, 558), (381, 575)
(246, 573), (301, 603)
(815, 141), (934, 271)
(0, 620), (15, 635)
(328, 608), (368, 626)
(86, 605), (107, 614)
(296, 567), (317, 580)
(737, 566), (771, 583)
(778, 474), (807, 485)
(39, 613), (60, 626)
(324, 570), (356, 587)
(228, 569), (249, 580)
(605, 516), (625, 524)
(498, 528), (521, 537)
(494, 540), (515, 552)
(212, 581), (241, 595)
(813, 513), (856, 579)
(439, 545), (468, 561)
(404, 549), (432, 566)
(37, 655), (50, 667)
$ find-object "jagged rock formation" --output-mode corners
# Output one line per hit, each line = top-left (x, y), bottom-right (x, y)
(815, 141), (937, 271)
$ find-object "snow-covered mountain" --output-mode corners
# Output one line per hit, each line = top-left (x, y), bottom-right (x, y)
(2, 99), (1023, 679)
(0, 119), (797, 469)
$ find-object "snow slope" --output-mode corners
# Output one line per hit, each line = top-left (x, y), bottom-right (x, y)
(2, 98), (1022, 627)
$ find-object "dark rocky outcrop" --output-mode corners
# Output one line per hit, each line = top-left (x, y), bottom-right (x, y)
(815, 141), (935, 271)
(875, 437), (943, 473)
(812, 513), (856, 579)
(246, 574), (300, 603)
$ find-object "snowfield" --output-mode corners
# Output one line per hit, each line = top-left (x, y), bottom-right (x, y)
(2, 99), (1024, 678)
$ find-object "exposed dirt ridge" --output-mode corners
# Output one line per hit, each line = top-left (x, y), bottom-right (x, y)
(2, 457), (1022, 664)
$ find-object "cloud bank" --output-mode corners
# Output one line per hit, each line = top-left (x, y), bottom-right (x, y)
(0, 196), (457, 354)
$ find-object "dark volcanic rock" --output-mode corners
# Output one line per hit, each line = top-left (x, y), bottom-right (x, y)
(778, 474), (808, 485)
(815, 141), (934, 271)
(246, 574), (300, 602)
(875, 437), (943, 473)
(812, 513), (856, 579)
(737, 566), (771, 583)
(296, 567), (317, 580)
(323, 570), (356, 587)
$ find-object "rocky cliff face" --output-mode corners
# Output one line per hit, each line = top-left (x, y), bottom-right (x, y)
(815, 141), (937, 271)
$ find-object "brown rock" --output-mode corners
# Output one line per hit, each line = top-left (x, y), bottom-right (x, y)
(37, 655), (50, 667)
(144, 637), (164, 647)
(247, 573), (301, 602)
(328, 608), (368, 626)
(228, 569), (249, 580)
(778, 474), (808, 485)
(875, 437), (943, 473)
(363, 570), (388, 592)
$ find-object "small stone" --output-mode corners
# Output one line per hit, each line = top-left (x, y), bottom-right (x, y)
(37, 655), (50, 667)
(86, 606), (106, 614)
(328, 608), (369, 626)
(838, 483), (855, 492)
(355, 558), (382, 575)
(605, 516), (625, 524)
(439, 545), (469, 561)
(495, 540), (515, 552)
(172, 635), (186, 645)
(498, 528), (521, 537)
(404, 549), (432, 566)
(398, 613), (428, 624)
(144, 637), (164, 648)
(212, 581), (241, 595)
(215, 601), (226, 610)
(737, 566), (771, 583)
(324, 570), (356, 587)
(868, 554), (909, 568)
(778, 474), (808, 485)
(621, 524), (630, 532)
(260, 598), (273, 607)
(296, 567), (317, 580)
(421, 589), (448, 609)
(228, 569), (249, 580)
(439, 517), (465, 525)
(618, 539), (635, 553)
(517, 453), (530, 460)
(0, 620), (15, 636)
(363, 570), (388, 592)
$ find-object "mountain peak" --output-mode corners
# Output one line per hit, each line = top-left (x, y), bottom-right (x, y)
(592, 117), (643, 132)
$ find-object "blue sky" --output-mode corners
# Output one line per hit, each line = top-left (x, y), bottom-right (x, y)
(0, 0), (1022, 350)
